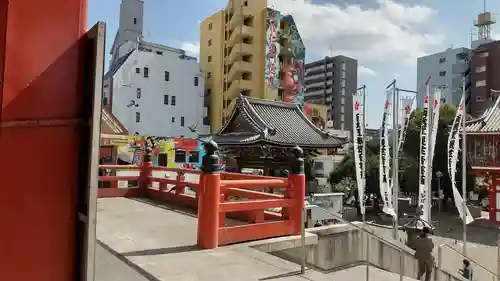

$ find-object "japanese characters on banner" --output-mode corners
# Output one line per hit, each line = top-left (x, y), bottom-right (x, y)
(447, 99), (474, 224)
(352, 90), (366, 215)
(418, 85), (431, 222)
(380, 90), (395, 217)
(429, 89), (441, 175)
(398, 98), (414, 156)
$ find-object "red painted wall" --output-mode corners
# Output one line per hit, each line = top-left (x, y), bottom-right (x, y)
(0, 1), (87, 280)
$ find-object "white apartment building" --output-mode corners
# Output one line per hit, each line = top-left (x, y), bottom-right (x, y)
(103, 0), (209, 137)
(416, 47), (470, 108)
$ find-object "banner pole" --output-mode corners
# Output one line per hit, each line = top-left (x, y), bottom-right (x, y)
(362, 85), (367, 224)
(392, 82), (399, 240)
(461, 76), (468, 256)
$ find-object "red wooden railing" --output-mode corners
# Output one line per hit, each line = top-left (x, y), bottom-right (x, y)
(97, 156), (305, 249)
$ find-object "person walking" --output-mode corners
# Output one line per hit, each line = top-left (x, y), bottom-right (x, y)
(459, 259), (473, 280)
(414, 227), (434, 281)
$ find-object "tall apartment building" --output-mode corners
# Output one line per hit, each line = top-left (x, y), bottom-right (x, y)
(200, 0), (306, 132)
(416, 47), (470, 108)
(470, 40), (500, 116)
(103, 0), (209, 137)
(303, 56), (358, 131)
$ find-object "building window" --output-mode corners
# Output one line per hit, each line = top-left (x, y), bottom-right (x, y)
(164, 71), (170, 81)
(180, 116), (185, 127)
(203, 116), (210, 125)
(208, 22), (213, 30)
(135, 67), (140, 74)
(188, 151), (200, 163)
(135, 112), (140, 123)
(164, 94), (169, 105)
(208, 39), (212, 46)
(194, 77), (199, 86)
(244, 0), (248, 6)
(171, 117), (175, 123)
(207, 72), (212, 79)
(134, 17), (137, 25)
(157, 153), (168, 167)
(439, 71), (446, 76)
(476, 95), (485, 101)
(476, 80), (486, 87)
(171, 96), (176, 106)
(175, 150), (186, 163)
(103, 97), (108, 106)
(476, 65), (486, 73)
(144, 67), (149, 78)
(136, 88), (141, 99)
(479, 52), (489, 58)
(208, 56), (212, 62)
(439, 57), (446, 63)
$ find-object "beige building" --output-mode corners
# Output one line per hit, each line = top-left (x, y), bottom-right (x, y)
(304, 103), (328, 130)
(200, 0), (306, 132)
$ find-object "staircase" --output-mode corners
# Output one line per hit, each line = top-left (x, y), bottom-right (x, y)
(270, 207), (493, 281)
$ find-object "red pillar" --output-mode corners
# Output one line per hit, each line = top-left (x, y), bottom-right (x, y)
(289, 147), (306, 235)
(0, 1), (87, 280)
(197, 141), (221, 249)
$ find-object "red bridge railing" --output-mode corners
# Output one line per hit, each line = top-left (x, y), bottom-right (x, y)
(97, 143), (305, 249)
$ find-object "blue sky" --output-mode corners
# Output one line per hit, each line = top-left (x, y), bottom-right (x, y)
(87, 0), (500, 128)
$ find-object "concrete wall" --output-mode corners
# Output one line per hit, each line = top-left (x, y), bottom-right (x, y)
(273, 223), (464, 281)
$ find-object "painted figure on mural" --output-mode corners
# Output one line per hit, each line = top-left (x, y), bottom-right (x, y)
(280, 56), (304, 103)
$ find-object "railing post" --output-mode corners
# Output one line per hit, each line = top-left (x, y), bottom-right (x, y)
(197, 140), (221, 249)
(139, 148), (153, 195)
(288, 146), (305, 235)
(175, 172), (185, 195)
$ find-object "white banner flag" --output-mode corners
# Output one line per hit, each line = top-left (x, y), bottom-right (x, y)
(380, 90), (395, 217)
(398, 98), (414, 155)
(418, 85), (431, 222)
(429, 89), (441, 173)
(448, 100), (474, 224)
(353, 90), (366, 215)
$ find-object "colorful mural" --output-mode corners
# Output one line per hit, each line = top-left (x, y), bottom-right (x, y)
(117, 135), (206, 169)
(280, 15), (305, 106)
(264, 8), (281, 100)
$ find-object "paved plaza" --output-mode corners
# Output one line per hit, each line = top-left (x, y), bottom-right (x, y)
(94, 197), (421, 281)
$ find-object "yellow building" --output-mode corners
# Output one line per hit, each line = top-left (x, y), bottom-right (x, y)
(200, 0), (306, 132)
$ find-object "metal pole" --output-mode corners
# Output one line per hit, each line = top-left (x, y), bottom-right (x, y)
(497, 227), (500, 281)
(362, 85), (367, 224)
(437, 176), (442, 213)
(461, 76), (468, 256)
(300, 206), (306, 274)
(392, 82), (399, 240)
(362, 85), (369, 281)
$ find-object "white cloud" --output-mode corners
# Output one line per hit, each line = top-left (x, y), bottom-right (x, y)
(268, 0), (445, 65)
(358, 65), (377, 76)
(181, 41), (200, 57)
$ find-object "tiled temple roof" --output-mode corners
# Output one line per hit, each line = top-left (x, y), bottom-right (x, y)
(466, 94), (500, 133)
(211, 95), (345, 148)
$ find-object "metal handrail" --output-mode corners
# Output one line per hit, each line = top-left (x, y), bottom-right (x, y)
(438, 243), (497, 277)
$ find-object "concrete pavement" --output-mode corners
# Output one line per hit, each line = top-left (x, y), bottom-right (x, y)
(95, 197), (419, 281)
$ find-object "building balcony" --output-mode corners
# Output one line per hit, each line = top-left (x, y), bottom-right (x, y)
(227, 25), (253, 48)
(226, 79), (253, 100)
(226, 43), (252, 65)
(228, 7), (251, 30)
(227, 61), (253, 83)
